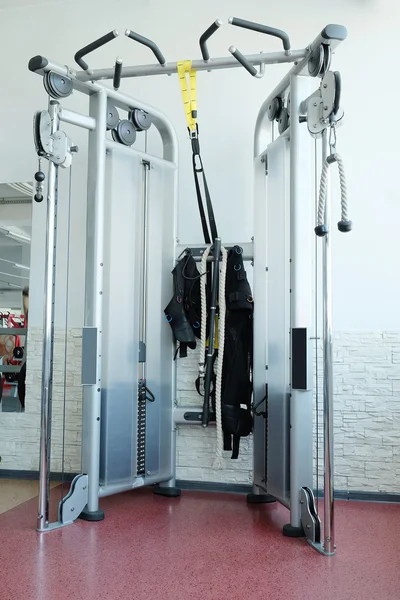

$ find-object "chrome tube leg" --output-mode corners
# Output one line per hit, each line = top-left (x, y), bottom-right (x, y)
(37, 100), (60, 532)
(321, 130), (335, 554)
(80, 90), (107, 520)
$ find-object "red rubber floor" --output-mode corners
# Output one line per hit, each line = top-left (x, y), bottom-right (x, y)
(0, 487), (399, 600)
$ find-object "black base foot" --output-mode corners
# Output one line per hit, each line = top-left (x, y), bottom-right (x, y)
(283, 523), (305, 538)
(247, 493), (276, 504)
(153, 485), (181, 498)
(78, 506), (105, 522)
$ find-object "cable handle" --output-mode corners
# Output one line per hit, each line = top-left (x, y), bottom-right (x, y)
(315, 127), (352, 236)
(125, 29), (166, 65)
(229, 17), (291, 51)
(199, 19), (223, 62)
(74, 30), (119, 71)
(227, 15), (291, 77)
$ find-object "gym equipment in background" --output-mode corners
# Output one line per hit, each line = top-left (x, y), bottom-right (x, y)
(29, 17), (350, 557)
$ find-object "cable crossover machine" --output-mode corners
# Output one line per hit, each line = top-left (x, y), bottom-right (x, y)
(29, 16), (351, 556)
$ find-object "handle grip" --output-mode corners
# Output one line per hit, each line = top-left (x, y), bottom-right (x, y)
(199, 19), (222, 61)
(125, 29), (166, 65)
(229, 16), (291, 52)
(74, 30), (119, 71)
(229, 46), (258, 77)
(113, 57), (122, 90)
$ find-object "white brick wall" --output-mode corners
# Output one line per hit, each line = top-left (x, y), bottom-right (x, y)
(1, 329), (399, 494)
(314, 331), (400, 493)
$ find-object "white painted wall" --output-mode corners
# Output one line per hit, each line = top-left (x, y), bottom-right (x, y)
(0, 0), (399, 492)
(0, 0), (398, 329)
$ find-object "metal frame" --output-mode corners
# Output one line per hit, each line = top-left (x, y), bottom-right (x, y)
(29, 19), (346, 556)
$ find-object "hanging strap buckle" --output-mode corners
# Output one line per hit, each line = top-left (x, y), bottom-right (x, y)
(190, 125), (200, 158)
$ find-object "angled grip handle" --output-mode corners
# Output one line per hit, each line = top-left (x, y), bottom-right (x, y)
(199, 19), (222, 61)
(229, 17), (291, 52)
(125, 29), (166, 65)
(113, 57), (122, 90)
(74, 30), (119, 71)
(229, 46), (258, 77)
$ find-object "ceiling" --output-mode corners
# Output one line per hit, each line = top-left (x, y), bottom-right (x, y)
(0, 183), (32, 293)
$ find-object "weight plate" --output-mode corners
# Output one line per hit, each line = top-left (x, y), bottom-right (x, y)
(308, 45), (324, 78)
(48, 72), (73, 98)
(267, 97), (282, 122)
(130, 108), (152, 131)
(278, 108), (289, 134)
(106, 103), (119, 130)
(115, 119), (137, 146)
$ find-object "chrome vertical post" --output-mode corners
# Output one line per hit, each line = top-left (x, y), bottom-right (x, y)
(321, 129), (335, 555)
(37, 100), (60, 532)
(81, 89), (107, 517)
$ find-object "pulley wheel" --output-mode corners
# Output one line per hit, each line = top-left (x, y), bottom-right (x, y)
(44, 71), (73, 99)
(33, 111), (45, 155)
(278, 108), (289, 134)
(267, 97), (282, 122)
(130, 108), (152, 131)
(332, 71), (341, 116)
(308, 45), (324, 78)
(322, 44), (332, 77)
(43, 72), (53, 97)
(106, 102), (119, 130)
(111, 119), (136, 146)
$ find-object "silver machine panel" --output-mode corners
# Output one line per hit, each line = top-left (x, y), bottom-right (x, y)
(99, 144), (176, 488)
(265, 135), (291, 505)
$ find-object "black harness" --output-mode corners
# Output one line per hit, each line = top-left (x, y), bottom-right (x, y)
(220, 246), (254, 458)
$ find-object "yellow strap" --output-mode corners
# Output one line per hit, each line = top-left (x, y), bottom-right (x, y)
(206, 314), (219, 350)
(177, 60), (197, 132)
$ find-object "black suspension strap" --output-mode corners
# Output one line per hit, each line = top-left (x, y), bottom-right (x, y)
(190, 127), (218, 244)
(177, 60), (218, 244)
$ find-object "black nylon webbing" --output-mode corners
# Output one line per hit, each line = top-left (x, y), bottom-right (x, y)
(191, 131), (218, 244)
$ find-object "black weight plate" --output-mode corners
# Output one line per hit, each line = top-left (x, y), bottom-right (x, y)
(267, 97), (282, 122)
(48, 72), (73, 98)
(308, 45), (324, 78)
(278, 108), (289, 134)
(130, 108), (152, 131)
(106, 103), (119, 130)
